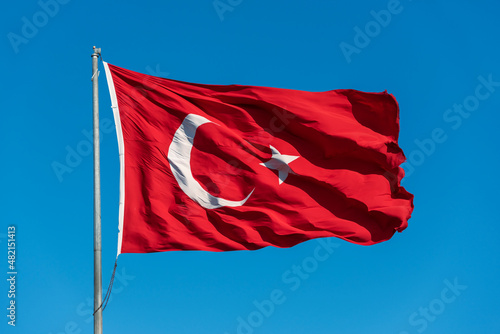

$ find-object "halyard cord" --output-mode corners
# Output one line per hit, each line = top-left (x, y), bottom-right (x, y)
(93, 258), (118, 315)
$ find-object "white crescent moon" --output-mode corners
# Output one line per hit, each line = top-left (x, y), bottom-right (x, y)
(167, 114), (255, 209)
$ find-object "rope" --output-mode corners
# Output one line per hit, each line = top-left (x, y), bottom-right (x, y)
(91, 69), (99, 81)
(93, 258), (118, 315)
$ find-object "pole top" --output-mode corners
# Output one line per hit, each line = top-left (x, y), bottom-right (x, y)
(92, 46), (101, 57)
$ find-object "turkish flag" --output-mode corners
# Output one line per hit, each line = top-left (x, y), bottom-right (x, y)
(103, 62), (413, 254)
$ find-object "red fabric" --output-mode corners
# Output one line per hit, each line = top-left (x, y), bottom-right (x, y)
(107, 63), (414, 253)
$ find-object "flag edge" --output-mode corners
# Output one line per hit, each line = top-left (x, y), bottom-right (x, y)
(103, 62), (125, 257)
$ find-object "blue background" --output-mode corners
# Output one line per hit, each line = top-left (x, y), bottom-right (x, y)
(2, 0), (499, 333)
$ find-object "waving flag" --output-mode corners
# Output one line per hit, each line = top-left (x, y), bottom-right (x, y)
(103, 62), (413, 254)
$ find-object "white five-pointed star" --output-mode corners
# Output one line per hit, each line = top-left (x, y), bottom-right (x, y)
(260, 145), (299, 185)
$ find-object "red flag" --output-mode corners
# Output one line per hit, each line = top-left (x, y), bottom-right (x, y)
(103, 62), (413, 254)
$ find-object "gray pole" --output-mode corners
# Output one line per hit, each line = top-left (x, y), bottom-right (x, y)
(92, 46), (103, 334)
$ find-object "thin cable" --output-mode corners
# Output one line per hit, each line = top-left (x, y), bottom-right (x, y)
(98, 52), (105, 64)
(93, 258), (118, 315)
(91, 69), (99, 81)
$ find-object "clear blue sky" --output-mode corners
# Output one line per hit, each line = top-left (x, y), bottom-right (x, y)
(2, 0), (499, 333)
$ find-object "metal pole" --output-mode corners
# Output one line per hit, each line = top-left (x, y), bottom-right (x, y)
(92, 46), (102, 334)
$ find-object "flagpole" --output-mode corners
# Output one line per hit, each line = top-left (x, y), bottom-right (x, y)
(92, 46), (103, 334)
